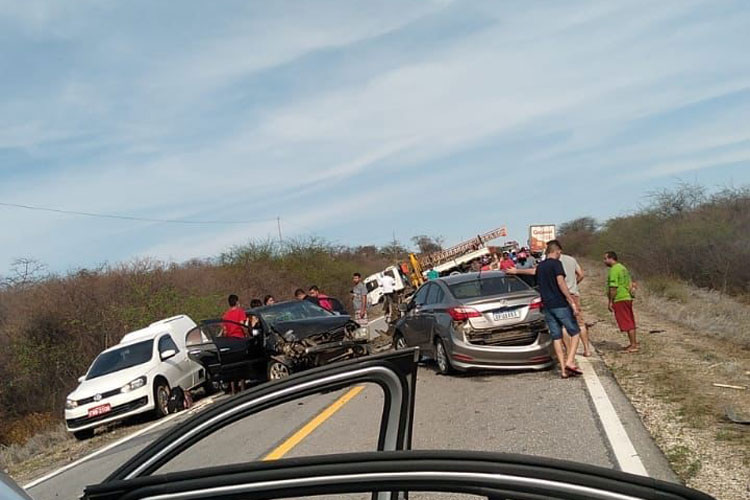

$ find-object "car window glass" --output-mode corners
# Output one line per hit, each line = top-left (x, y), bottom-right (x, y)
(155, 383), (385, 475)
(256, 300), (333, 326)
(448, 276), (529, 300)
(158, 335), (178, 353)
(86, 340), (154, 379)
(186, 327), (211, 347)
(413, 284), (431, 306)
(426, 285), (444, 305)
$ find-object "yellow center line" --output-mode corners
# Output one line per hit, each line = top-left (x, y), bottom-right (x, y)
(262, 385), (365, 461)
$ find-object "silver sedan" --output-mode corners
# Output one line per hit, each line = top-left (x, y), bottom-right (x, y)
(393, 271), (553, 374)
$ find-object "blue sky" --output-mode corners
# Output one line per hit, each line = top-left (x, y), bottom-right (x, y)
(1, 0), (749, 273)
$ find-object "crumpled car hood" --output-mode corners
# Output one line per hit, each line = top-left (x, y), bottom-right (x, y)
(274, 315), (352, 342)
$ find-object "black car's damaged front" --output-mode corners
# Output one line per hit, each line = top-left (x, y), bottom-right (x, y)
(256, 301), (370, 378)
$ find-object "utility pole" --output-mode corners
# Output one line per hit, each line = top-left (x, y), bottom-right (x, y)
(277, 216), (283, 242)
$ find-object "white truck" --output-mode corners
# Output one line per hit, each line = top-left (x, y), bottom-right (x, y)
(64, 315), (207, 440)
(364, 265), (410, 307)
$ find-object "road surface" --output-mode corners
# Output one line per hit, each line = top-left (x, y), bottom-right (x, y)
(25, 316), (678, 499)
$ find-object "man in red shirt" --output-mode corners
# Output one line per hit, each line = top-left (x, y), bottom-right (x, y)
(500, 252), (516, 271)
(222, 294), (248, 338)
(308, 285), (333, 312)
(221, 294), (248, 394)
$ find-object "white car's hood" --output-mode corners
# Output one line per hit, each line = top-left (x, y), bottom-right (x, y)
(68, 364), (151, 400)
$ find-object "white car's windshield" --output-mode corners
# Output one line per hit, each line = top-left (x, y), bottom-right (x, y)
(86, 340), (153, 379)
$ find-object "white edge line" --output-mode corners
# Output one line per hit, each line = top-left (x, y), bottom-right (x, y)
(579, 356), (649, 477)
(23, 396), (217, 490)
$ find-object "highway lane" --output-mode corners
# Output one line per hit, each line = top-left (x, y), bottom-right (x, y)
(25, 316), (678, 500)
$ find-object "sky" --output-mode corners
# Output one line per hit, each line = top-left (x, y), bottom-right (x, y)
(1, 0), (749, 274)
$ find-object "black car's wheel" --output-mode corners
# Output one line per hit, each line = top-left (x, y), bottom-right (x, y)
(73, 428), (94, 441)
(393, 332), (408, 351)
(267, 359), (292, 380)
(435, 338), (454, 375)
(153, 379), (170, 418)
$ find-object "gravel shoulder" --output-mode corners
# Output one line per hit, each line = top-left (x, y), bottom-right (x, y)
(579, 259), (750, 500)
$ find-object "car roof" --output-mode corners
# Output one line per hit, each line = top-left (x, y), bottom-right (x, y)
(436, 270), (509, 286)
(118, 315), (191, 346)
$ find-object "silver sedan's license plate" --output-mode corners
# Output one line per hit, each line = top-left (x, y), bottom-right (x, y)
(493, 309), (521, 321)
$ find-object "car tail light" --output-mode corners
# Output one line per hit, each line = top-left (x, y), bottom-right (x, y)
(529, 298), (543, 311)
(448, 306), (481, 321)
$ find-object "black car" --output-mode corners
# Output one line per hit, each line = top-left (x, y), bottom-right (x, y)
(82, 350), (714, 500)
(185, 300), (369, 385)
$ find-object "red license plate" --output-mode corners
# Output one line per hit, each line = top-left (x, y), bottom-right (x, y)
(88, 403), (111, 418)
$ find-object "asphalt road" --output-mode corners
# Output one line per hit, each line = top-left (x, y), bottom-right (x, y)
(25, 316), (678, 500)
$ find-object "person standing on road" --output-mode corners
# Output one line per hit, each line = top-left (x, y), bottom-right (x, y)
(535, 241), (582, 379)
(514, 250), (537, 287)
(379, 273), (397, 321)
(308, 285), (333, 312)
(351, 272), (368, 323)
(264, 295), (275, 305)
(604, 251), (638, 353)
(500, 252), (516, 270)
(426, 265), (439, 280)
(221, 294), (249, 394)
(548, 240), (592, 358)
(222, 294), (248, 338)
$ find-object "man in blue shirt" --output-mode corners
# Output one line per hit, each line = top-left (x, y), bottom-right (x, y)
(535, 241), (582, 379)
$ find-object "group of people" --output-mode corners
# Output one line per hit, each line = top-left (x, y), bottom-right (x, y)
(505, 240), (638, 378)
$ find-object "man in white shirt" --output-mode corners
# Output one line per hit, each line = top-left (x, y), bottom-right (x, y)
(379, 273), (397, 321)
(555, 241), (592, 357)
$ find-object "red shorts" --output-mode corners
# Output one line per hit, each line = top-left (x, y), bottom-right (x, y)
(613, 300), (636, 332)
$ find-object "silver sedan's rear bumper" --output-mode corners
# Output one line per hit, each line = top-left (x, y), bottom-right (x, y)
(446, 327), (554, 371)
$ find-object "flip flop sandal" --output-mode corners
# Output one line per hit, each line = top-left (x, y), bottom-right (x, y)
(566, 365), (583, 375)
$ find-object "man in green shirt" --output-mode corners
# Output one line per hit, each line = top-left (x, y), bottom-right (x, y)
(604, 251), (638, 352)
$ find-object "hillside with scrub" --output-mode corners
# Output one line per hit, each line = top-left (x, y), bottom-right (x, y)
(558, 184), (750, 498)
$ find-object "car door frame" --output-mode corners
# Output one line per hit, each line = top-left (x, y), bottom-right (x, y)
(422, 281), (448, 355)
(156, 333), (188, 390)
(401, 283), (431, 349)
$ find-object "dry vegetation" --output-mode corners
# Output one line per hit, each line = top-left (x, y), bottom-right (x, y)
(0, 238), (399, 459)
(579, 265), (750, 499)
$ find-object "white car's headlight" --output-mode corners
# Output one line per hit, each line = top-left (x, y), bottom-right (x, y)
(65, 398), (78, 410)
(121, 376), (147, 393)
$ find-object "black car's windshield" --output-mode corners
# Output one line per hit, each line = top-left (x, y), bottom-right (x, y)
(449, 275), (530, 300)
(255, 300), (333, 326)
(86, 340), (153, 379)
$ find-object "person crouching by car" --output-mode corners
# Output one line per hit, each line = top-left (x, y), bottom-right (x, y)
(222, 294), (248, 394)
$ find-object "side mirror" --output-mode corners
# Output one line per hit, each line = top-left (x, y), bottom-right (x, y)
(78, 375), (86, 383)
(160, 349), (177, 361)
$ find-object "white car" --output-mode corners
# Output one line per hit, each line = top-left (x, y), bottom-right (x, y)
(65, 315), (206, 440)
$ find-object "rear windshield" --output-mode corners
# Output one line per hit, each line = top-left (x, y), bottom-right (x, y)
(87, 340), (154, 379)
(448, 276), (529, 300)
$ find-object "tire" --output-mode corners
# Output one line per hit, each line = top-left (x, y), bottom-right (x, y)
(435, 338), (454, 375)
(153, 379), (170, 418)
(393, 332), (408, 351)
(73, 428), (94, 441)
(267, 359), (292, 380)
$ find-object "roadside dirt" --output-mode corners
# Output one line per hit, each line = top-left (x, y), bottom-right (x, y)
(3, 392), (220, 485)
(579, 260), (750, 500)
